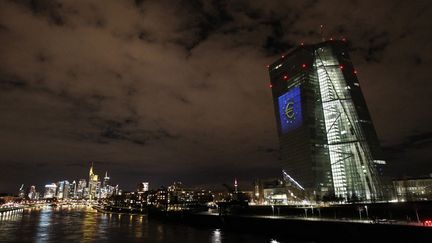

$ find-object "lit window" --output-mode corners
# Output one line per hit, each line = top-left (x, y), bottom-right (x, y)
(274, 64), (283, 70)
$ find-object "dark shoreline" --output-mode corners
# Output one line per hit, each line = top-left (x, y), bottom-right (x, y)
(94, 205), (432, 243)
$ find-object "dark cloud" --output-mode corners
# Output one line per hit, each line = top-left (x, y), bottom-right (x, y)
(0, 0), (431, 193)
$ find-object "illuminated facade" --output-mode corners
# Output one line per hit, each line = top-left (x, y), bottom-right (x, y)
(393, 176), (432, 201)
(268, 41), (383, 202)
(138, 182), (149, 192)
(56, 180), (70, 199)
(77, 179), (87, 199)
(88, 162), (100, 200)
(44, 183), (57, 199)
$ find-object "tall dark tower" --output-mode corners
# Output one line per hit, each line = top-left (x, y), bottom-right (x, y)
(268, 40), (383, 202)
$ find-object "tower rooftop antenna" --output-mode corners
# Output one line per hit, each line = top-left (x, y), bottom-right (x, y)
(320, 24), (325, 42)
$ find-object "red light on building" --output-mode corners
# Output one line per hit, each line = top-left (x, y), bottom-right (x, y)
(269, 84), (273, 88)
(300, 42), (304, 46)
(266, 64), (270, 68)
(339, 65), (344, 69)
(302, 63), (307, 68)
(342, 37), (347, 42)
(330, 37), (333, 41)
(281, 55), (285, 58)
(354, 70), (358, 74)
(283, 75), (288, 80)
(424, 220), (432, 227)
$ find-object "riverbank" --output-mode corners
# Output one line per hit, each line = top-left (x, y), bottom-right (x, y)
(166, 212), (432, 242)
(94, 205), (432, 243)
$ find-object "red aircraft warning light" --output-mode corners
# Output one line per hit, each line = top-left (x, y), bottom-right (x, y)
(283, 75), (288, 80)
(301, 63), (307, 69)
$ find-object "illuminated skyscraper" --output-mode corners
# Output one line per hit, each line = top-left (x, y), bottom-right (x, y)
(268, 40), (383, 202)
(77, 179), (87, 199)
(88, 162), (100, 200)
(70, 180), (77, 199)
(44, 183), (57, 199)
(103, 172), (110, 188)
(28, 185), (37, 200)
(138, 182), (149, 192)
(56, 180), (70, 199)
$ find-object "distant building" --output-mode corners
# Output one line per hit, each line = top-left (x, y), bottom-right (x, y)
(393, 175), (432, 201)
(18, 184), (25, 199)
(69, 181), (77, 199)
(103, 172), (110, 188)
(56, 180), (70, 199)
(254, 177), (305, 205)
(137, 182), (149, 192)
(88, 162), (100, 200)
(77, 179), (87, 199)
(156, 187), (168, 207)
(44, 183), (57, 199)
(28, 185), (38, 200)
(167, 182), (191, 204)
(268, 40), (384, 202)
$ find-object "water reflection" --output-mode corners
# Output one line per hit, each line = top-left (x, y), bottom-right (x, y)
(36, 208), (53, 242)
(81, 207), (97, 241)
(0, 207), (299, 242)
(0, 210), (23, 221)
(211, 229), (222, 243)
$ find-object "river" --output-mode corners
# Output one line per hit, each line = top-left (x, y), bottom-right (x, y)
(0, 206), (300, 243)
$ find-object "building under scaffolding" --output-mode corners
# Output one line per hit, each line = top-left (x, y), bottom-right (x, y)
(268, 40), (385, 202)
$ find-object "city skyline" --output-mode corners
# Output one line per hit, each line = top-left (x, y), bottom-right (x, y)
(1, 0), (431, 193)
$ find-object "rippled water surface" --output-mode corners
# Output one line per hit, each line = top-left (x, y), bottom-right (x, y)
(0, 206), (294, 242)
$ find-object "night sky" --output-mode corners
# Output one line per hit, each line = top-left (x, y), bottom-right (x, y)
(0, 0), (431, 193)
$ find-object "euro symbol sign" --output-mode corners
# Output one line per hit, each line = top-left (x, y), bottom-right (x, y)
(285, 101), (295, 120)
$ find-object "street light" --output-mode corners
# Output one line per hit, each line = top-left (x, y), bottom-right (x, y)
(358, 206), (363, 220)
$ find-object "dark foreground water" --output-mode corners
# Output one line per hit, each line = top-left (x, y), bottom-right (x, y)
(0, 206), (298, 243)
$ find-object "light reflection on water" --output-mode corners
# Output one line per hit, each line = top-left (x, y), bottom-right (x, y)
(0, 206), (293, 242)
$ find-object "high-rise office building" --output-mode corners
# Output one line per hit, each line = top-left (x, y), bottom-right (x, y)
(138, 182), (149, 192)
(268, 40), (383, 202)
(88, 162), (100, 200)
(44, 183), (57, 199)
(70, 180), (77, 199)
(103, 172), (110, 188)
(28, 185), (37, 200)
(77, 179), (87, 199)
(56, 180), (70, 199)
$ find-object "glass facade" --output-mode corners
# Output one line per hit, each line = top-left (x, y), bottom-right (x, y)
(269, 41), (382, 202)
(314, 47), (379, 200)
